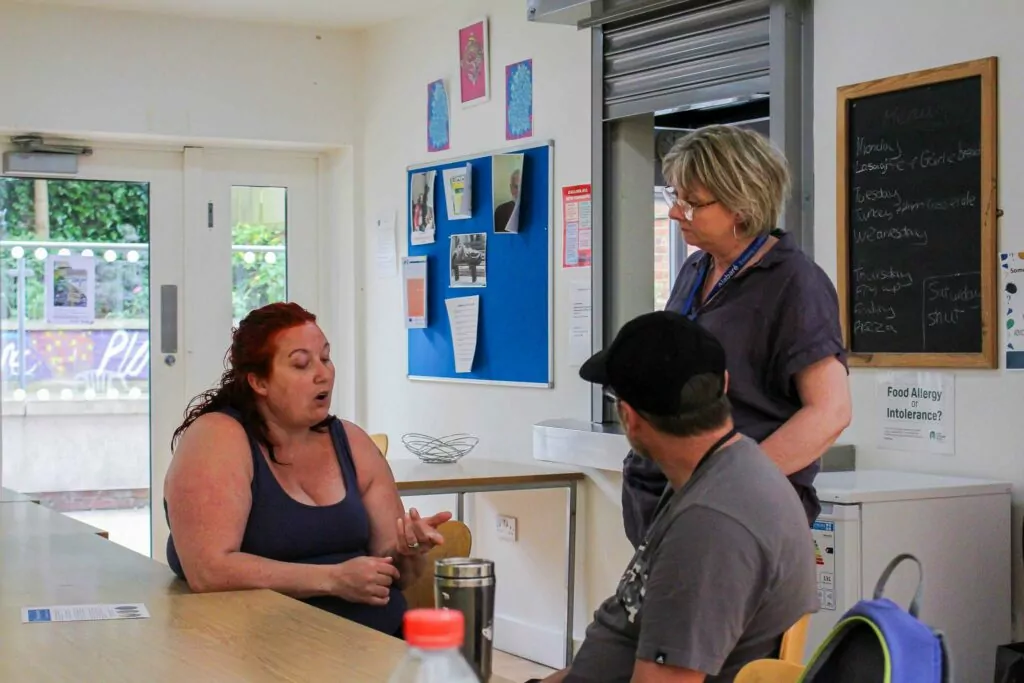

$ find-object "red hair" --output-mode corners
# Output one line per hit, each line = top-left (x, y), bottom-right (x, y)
(171, 302), (329, 461)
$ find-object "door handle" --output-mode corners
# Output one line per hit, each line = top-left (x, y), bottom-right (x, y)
(160, 285), (178, 355)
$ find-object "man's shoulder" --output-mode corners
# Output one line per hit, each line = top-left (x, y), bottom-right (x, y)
(699, 436), (783, 490)
(672, 438), (808, 540)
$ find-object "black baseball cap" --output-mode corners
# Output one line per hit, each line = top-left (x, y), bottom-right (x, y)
(579, 311), (727, 416)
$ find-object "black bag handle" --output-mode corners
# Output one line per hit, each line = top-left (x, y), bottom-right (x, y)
(873, 553), (924, 618)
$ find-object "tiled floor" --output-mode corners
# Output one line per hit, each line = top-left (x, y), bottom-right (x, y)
(493, 650), (555, 681)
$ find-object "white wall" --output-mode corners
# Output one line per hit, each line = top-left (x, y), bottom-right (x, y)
(358, 0), (632, 666)
(814, 0), (1024, 637)
(0, 3), (360, 146)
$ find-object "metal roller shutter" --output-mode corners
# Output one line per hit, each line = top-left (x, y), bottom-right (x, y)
(602, 0), (770, 120)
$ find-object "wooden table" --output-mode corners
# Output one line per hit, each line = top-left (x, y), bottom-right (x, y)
(0, 587), (517, 682)
(0, 486), (38, 503)
(0, 532), (185, 607)
(0, 500), (108, 539)
(391, 457), (584, 667)
(0, 509), (517, 682)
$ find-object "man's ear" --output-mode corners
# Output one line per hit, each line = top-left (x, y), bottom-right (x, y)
(723, 370), (730, 395)
(617, 400), (642, 432)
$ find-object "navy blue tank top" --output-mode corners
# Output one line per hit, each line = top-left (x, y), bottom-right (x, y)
(165, 412), (406, 636)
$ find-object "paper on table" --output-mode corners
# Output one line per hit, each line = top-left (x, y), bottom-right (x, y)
(22, 603), (150, 624)
(569, 281), (592, 366)
(443, 164), (472, 220)
(374, 211), (398, 277)
(402, 256), (429, 329)
(445, 295), (480, 373)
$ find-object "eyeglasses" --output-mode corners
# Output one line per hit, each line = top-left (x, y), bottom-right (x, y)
(602, 386), (619, 402)
(661, 187), (718, 222)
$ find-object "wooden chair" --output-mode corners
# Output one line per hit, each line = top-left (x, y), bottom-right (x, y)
(779, 614), (811, 664)
(402, 520), (473, 609)
(369, 433), (389, 457)
(735, 659), (804, 683)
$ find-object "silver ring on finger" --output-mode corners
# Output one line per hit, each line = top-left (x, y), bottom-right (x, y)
(407, 541), (420, 549)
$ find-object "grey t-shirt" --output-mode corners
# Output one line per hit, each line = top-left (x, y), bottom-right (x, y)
(568, 437), (818, 683)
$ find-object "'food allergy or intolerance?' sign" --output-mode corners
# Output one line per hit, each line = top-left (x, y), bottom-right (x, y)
(876, 372), (955, 455)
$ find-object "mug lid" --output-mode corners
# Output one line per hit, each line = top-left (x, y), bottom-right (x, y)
(434, 557), (495, 579)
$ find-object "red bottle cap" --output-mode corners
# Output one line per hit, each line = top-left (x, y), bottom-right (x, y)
(403, 608), (465, 649)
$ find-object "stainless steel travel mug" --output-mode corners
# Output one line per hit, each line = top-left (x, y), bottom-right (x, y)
(434, 558), (496, 682)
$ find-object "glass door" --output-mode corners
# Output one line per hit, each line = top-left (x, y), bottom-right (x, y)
(0, 146), (319, 562)
(0, 147), (184, 558)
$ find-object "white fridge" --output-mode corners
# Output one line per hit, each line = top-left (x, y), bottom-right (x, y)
(807, 470), (1012, 683)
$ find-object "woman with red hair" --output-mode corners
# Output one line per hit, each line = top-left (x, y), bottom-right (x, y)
(163, 302), (449, 637)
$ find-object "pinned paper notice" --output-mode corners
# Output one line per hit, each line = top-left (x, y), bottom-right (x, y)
(875, 371), (955, 455)
(374, 211), (398, 277)
(410, 170), (437, 246)
(446, 295), (480, 373)
(562, 184), (592, 268)
(569, 281), (592, 366)
(443, 164), (472, 220)
(492, 153), (524, 234)
(402, 256), (428, 329)
(22, 603), (150, 624)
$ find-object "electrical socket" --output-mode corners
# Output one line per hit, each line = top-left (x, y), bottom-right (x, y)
(496, 514), (517, 542)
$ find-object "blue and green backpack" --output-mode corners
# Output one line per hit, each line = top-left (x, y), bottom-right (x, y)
(800, 553), (952, 682)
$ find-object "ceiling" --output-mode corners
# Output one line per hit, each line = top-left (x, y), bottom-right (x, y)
(10, 0), (456, 28)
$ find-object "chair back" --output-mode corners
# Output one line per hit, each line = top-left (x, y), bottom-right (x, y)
(735, 659), (804, 683)
(779, 613), (811, 664)
(402, 520), (473, 609)
(369, 433), (389, 457)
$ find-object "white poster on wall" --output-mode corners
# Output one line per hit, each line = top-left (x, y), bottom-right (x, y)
(875, 371), (955, 455)
(568, 281), (591, 367)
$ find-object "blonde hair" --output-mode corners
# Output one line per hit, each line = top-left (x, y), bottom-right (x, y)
(661, 125), (791, 238)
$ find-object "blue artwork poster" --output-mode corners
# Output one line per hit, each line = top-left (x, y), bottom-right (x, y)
(505, 59), (533, 141)
(427, 79), (450, 153)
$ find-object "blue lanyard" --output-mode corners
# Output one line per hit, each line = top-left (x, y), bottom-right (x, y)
(680, 233), (768, 320)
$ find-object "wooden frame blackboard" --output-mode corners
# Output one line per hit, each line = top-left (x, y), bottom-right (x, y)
(836, 57), (998, 368)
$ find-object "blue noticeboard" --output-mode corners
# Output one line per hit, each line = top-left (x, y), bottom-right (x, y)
(406, 141), (553, 387)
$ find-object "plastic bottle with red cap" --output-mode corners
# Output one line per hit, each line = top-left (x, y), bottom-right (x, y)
(388, 608), (479, 683)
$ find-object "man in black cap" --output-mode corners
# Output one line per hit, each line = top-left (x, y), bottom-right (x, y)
(532, 311), (816, 683)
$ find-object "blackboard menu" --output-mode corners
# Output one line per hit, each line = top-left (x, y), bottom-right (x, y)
(839, 63), (997, 366)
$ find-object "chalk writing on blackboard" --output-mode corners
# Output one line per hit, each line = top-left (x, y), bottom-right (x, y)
(841, 71), (988, 360)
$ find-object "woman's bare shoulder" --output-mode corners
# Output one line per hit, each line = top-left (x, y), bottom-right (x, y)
(168, 412), (254, 481)
(179, 412), (250, 446)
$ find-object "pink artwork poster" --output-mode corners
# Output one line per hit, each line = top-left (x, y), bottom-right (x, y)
(458, 18), (489, 107)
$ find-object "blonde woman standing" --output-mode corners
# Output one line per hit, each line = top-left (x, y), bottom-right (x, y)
(621, 125), (852, 547)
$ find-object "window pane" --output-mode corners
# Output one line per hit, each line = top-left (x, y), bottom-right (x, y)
(0, 177), (151, 556)
(231, 187), (287, 325)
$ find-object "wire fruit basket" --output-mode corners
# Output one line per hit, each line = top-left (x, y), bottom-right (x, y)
(401, 433), (479, 464)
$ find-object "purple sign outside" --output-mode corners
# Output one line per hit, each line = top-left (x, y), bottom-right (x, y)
(1, 328), (150, 383)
